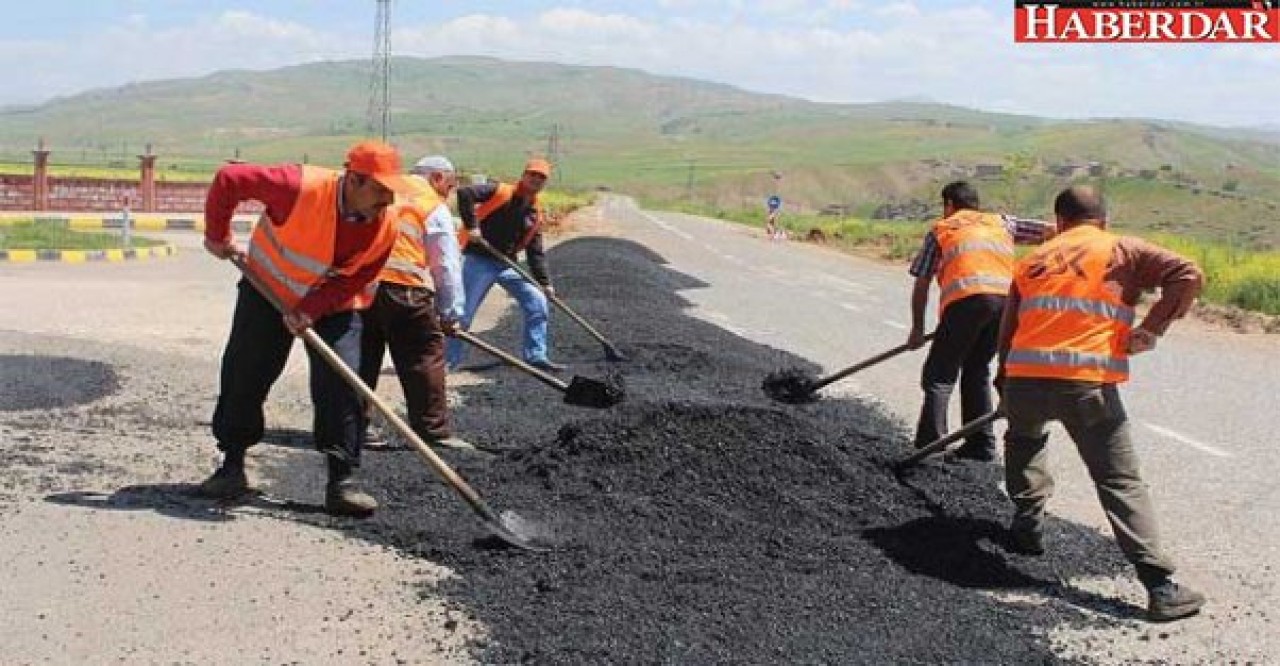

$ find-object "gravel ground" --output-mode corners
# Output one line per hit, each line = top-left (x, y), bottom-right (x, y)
(0, 246), (478, 665)
(261, 236), (1155, 665)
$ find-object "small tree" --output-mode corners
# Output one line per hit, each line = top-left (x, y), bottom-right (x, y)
(1002, 151), (1036, 213)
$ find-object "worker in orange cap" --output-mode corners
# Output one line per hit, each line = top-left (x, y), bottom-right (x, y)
(446, 157), (566, 372)
(198, 140), (423, 518)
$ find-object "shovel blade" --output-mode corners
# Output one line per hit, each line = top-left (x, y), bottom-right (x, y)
(603, 343), (630, 363)
(563, 374), (626, 409)
(762, 368), (819, 404)
(476, 510), (553, 552)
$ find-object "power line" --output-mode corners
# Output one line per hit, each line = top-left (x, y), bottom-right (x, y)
(367, 0), (392, 141)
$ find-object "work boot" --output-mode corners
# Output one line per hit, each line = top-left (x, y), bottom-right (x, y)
(197, 453), (252, 499)
(950, 440), (997, 462)
(324, 455), (377, 518)
(1147, 580), (1206, 622)
(1007, 524), (1045, 556)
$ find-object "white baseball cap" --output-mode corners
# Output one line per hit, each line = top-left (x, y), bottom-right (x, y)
(411, 155), (455, 174)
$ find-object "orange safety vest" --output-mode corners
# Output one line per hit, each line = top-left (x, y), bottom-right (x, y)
(1005, 225), (1133, 383)
(245, 165), (397, 312)
(378, 180), (443, 289)
(458, 183), (542, 252)
(933, 209), (1015, 313)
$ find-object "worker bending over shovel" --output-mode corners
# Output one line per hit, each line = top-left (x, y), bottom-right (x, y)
(199, 141), (423, 518)
(996, 186), (1205, 622)
(445, 158), (567, 373)
(905, 181), (1054, 461)
(357, 155), (472, 451)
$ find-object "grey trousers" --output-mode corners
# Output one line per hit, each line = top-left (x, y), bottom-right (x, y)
(1003, 378), (1176, 586)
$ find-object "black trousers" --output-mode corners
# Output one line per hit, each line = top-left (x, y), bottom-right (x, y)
(913, 293), (1005, 450)
(211, 280), (366, 465)
(357, 283), (451, 440)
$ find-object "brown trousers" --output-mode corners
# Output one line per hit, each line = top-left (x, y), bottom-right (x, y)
(1003, 378), (1176, 586)
(358, 283), (451, 440)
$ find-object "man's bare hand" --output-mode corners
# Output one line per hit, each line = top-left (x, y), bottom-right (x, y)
(282, 310), (313, 336)
(1126, 327), (1158, 355)
(203, 238), (243, 260)
(543, 285), (557, 298)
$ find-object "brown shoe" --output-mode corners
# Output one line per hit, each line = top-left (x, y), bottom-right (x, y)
(197, 465), (253, 499)
(1148, 581), (1206, 622)
(325, 481), (378, 518)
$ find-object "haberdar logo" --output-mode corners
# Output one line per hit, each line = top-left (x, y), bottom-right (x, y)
(1015, 1), (1280, 42)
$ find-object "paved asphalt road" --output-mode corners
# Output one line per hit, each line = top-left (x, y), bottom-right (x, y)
(599, 195), (1277, 661)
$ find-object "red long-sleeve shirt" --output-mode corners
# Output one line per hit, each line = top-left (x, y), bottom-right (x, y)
(204, 163), (393, 321)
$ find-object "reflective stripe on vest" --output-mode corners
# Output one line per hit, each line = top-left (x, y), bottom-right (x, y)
(460, 182), (542, 252)
(933, 210), (1014, 313)
(245, 166), (393, 312)
(1020, 295), (1135, 327)
(378, 185), (442, 289)
(1006, 225), (1130, 383)
(938, 275), (1012, 303)
(1005, 349), (1129, 375)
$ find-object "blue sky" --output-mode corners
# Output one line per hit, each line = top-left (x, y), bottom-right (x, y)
(4, 1), (1278, 127)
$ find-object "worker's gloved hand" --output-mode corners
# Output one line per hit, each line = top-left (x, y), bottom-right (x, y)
(543, 284), (556, 298)
(906, 327), (927, 350)
(282, 310), (313, 336)
(203, 238), (243, 261)
(1126, 327), (1158, 355)
(466, 228), (486, 245)
(439, 317), (460, 336)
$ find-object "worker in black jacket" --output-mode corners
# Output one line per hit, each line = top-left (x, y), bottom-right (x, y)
(445, 158), (565, 372)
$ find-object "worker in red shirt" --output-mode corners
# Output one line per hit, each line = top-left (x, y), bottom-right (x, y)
(198, 140), (423, 518)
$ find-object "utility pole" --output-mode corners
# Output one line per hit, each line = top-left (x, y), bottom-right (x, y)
(686, 159), (696, 203)
(547, 123), (561, 183)
(367, 0), (392, 141)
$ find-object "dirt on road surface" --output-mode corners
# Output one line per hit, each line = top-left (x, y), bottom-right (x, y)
(1, 211), (1272, 664)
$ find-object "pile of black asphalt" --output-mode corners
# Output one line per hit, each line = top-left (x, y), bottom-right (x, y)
(269, 236), (1135, 664)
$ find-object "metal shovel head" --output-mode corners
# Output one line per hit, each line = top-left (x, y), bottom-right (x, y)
(762, 367), (819, 404)
(603, 342), (630, 363)
(563, 373), (626, 409)
(476, 509), (552, 552)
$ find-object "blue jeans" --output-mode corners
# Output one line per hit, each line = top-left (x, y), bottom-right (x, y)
(446, 253), (550, 367)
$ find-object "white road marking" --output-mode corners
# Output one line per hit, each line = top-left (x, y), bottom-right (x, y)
(818, 275), (868, 292)
(882, 320), (909, 330)
(1142, 422), (1232, 458)
(840, 303), (863, 312)
(639, 210), (694, 240)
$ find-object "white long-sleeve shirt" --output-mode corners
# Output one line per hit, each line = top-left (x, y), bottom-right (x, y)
(423, 202), (465, 321)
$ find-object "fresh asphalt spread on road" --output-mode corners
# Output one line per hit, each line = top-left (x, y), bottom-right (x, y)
(2, 202), (1274, 663)
(257, 200), (1279, 664)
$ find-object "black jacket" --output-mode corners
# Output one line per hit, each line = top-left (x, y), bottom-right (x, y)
(456, 182), (550, 285)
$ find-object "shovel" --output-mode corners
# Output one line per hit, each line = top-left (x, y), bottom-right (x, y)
(763, 333), (935, 404)
(451, 329), (625, 409)
(472, 240), (629, 362)
(893, 409), (1005, 473)
(228, 256), (545, 552)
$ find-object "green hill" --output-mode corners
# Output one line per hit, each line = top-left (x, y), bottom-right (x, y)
(2, 56), (1278, 247)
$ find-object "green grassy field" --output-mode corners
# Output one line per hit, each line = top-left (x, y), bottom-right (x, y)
(0, 221), (164, 250)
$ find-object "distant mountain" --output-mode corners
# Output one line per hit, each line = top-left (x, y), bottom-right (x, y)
(2, 56), (1277, 245)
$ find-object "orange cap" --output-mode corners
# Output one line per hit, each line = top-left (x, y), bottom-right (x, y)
(345, 140), (425, 196)
(524, 158), (553, 178)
